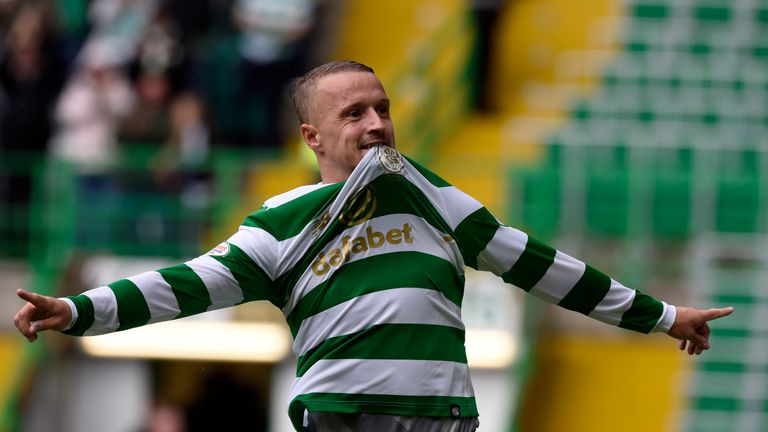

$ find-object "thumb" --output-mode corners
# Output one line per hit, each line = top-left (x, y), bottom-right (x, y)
(702, 307), (735, 322)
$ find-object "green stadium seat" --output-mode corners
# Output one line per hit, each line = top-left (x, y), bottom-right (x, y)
(756, 7), (768, 24)
(632, 3), (670, 20)
(695, 6), (732, 23)
(652, 175), (692, 238)
(585, 170), (630, 237)
(515, 168), (561, 240)
(715, 177), (760, 233)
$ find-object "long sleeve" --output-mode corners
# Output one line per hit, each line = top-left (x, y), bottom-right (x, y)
(452, 195), (675, 333)
(62, 224), (281, 336)
(401, 155), (676, 334)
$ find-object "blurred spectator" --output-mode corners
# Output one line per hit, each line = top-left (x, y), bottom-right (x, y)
(230, 0), (315, 148)
(0, 1), (66, 155)
(119, 5), (191, 144)
(51, 39), (136, 174)
(87, 0), (159, 66)
(469, 0), (507, 112)
(49, 39), (136, 248)
(132, 5), (190, 92)
(152, 91), (211, 193)
(119, 71), (172, 143)
(0, 1), (67, 254)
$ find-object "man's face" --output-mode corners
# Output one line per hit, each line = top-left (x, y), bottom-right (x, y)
(302, 71), (395, 183)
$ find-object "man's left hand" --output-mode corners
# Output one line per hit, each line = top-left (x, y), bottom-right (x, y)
(668, 306), (734, 355)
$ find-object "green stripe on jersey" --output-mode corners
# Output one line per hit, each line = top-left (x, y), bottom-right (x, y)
(501, 236), (556, 291)
(109, 279), (151, 330)
(289, 393), (478, 429)
(63, 294), (95, 336)
(557, 265), (611, 314)
(210, 243), (281, 307)
(286, 252), (464, 336)
(158, 264), (212, 318)
(296, 324), (466, 376)
(403, 155), (451, 188)
(365, 175), (453, 234)
(619, 291), (663, 333)
(453, 207), (500, 269)
(243, 183), (343, 241)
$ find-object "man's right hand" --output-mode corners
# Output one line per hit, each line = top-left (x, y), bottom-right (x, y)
(13, 289), (72, 342)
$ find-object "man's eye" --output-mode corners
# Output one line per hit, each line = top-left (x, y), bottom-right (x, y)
(347, 110), (361, 118)
(377, 106), (390, 116)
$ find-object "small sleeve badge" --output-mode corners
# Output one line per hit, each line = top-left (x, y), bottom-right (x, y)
(208, 242), (231, 257)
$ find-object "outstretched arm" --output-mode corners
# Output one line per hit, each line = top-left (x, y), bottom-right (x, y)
(13, 289), (73, 342)
(668, 306), (734, 355)
(12, 222), (281, 339)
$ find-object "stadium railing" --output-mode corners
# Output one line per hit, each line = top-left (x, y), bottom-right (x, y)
(0, 145), (258, 430)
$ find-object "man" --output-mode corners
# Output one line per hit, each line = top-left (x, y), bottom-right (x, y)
(14, 60), (733, 432)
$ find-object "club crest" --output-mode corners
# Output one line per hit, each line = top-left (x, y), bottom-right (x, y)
(376, 145), (403, 173)
(311, 211), (332, 239)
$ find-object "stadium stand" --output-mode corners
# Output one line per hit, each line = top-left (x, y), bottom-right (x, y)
(509, 0), (768, 430)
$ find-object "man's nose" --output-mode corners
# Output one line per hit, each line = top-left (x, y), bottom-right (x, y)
(365, 108), (385, 130)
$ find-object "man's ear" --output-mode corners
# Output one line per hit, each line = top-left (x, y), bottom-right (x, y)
(301, 123), (320, 151)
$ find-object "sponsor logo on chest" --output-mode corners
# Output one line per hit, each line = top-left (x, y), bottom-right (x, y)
(311, 223), (414, 276)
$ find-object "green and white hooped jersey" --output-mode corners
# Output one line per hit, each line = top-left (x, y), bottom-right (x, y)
(61, 146), (676, 430)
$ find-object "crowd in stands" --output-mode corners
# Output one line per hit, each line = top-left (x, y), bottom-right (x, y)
(0, 0), (319, 256)
(1, 0), (319, 163)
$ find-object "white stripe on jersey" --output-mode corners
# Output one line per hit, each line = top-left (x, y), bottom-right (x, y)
(529, 250), (587, 304)
(83, 286), (120, 336)
(477, 226), (527, 275)
(186, 255), (243, 310)
(293, 287), (465, 357)
(588, 280), (637, 326)
(289, 358), (475, 399)
(127, 271), (180, 324)
(227, 226), (279, 280)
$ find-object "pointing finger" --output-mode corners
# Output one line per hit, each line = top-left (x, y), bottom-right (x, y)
(702, 307), (735, 322)
(16, 289), (50, 308)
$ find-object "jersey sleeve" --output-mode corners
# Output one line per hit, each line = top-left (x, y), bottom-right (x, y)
(62, 224), (281, 336)
(449, 188), (675, 334)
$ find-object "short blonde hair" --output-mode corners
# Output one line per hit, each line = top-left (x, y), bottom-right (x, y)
(289, 60), (375, 123)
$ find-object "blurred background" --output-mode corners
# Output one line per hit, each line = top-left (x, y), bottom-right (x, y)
(0, 0), (766, 430)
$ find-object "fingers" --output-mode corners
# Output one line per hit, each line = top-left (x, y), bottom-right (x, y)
(689, 323), (711, 347)
(14, 289), (61, 343)
(702, 306), (735, 322)
(678, 339), (708, 356)
(30, 316), (66, 334)
(13, 303), (38, 342)
(16, 289), (51, 308)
